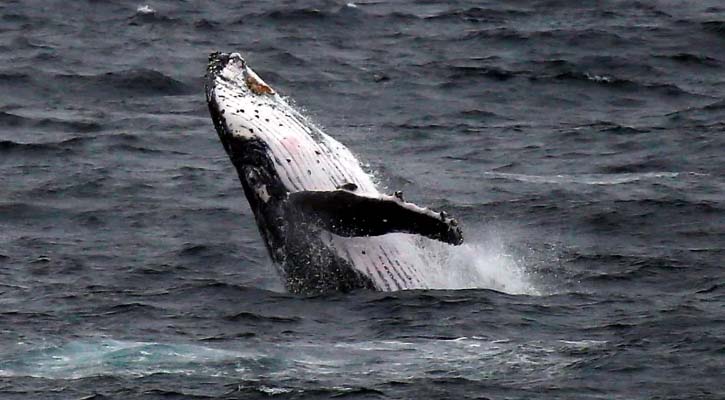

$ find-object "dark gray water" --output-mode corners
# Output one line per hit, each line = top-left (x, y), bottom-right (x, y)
(1, 0), (724, 398)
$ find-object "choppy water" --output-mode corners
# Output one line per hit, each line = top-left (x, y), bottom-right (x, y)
(1, 0), (723, 399)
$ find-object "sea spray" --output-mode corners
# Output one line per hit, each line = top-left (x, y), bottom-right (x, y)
(414, 227), (541, 295)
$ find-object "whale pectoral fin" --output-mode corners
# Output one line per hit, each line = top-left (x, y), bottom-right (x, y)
(287, 190), (464, 245)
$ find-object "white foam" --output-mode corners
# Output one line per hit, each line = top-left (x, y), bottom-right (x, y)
(584, 72), (612, 83)
(1, 335), (597, 387)
(0, 339), (256, 380)
(484, 171), (681, 185)
(136, 4), (155, 14)
(259, 386), (293, 395)
(413, 230), (540, 295)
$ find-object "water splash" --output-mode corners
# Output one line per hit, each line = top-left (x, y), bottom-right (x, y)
(414, 227), (543, 295)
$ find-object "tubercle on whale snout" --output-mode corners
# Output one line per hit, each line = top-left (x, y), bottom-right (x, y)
(206, 51), (228, 79)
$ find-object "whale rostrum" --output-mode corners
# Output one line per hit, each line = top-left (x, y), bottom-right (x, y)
(205, 51), (464, 294)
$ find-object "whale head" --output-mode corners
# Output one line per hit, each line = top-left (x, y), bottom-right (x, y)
(205, 51), (363, 198)
(205, 52), (290, 252)
(205, 52), (277, 148)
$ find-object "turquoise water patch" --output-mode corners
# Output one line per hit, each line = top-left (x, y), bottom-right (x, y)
(0, 339), (269, 380)
(0, 336), (593, 385)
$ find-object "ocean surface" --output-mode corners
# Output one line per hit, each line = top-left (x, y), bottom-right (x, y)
(1, 0), (724, 398)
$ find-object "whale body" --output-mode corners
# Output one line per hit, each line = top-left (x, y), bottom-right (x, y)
(205, 52), (463, 294)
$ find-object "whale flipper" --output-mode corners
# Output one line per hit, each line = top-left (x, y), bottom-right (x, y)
(287, 190), (464, 245)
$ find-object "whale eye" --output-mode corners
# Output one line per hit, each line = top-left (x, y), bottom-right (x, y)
(246, 170), (258, 184)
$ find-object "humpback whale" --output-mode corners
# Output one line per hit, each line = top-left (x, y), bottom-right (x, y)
(205, 52), (463, 294)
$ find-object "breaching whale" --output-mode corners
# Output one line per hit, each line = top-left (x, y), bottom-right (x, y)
(205, 52), (463, 294)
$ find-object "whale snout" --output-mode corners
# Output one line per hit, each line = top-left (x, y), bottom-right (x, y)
(207, 51), (275, 97)
(207, 51), (245, 71)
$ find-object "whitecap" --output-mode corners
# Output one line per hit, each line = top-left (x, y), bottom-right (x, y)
(484, 171), (681, 185)
(136, 4), (156, 15)
(584, 72), (612, 83)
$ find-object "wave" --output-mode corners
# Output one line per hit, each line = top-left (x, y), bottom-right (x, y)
(0, 71), (31, 84)
(535, 57), (646, 75)
(656, 52), (721, 67)
(460, 27), (530, 42)
(1, 13), (30, 24)
(0, 133), (142, 156)
(178, 243), (211, 257)
(0, 139), (77, 156)
(351, 7), (525, 24)
(569, 253), (685, 283)
(108, 142), (182, 155)
(192, 18), (219, 31)
(0, 202), (59, 220)
(577, 121), (650, 135)
(697, 283), (725, 295)
(128, 5), (178, 25)
(223, 311), (300, 323)
(702, 99), (725, 111)
(665, 100), (725, 124)
(266, 8), (328, 21)
(459, 109), (500, 119)
(597, 158), (676, 174)
(165, 280), (272, 298)
(423, 6), (530, 23)
(701, 20), (725, 36)
(616, 198), (722, 214)
(255, 2), (363, 23)
(552, 122), (650, 144)
(446, 65), (517, 81)
(270, 51), (310, 67)
(483, 171), (682, 185)
(419, 56), (692, 96)
(37, 176), (110, 199)
(0, 111), (101, 132)
(543, 71), (689, 95)
(101, 302), (165, 316)
(56, 69), (191, 97)
(461, 27), (629, 46)
(96, 69), (191, 95)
